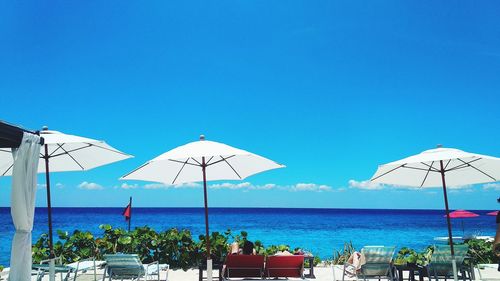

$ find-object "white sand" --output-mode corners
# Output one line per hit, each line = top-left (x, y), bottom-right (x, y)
(3, 263), (499, 281)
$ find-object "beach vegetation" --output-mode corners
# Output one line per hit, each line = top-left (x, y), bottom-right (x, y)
(32, 226), (496, 269)
(464, 238), (498, 265)
(332, 241), (356, 265)
(394, 246), (433, 266)
(31, 226), (314, 270)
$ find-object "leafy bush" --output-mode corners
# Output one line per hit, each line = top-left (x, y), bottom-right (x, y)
(332, 241), (356, 265)
(465, 238), (499, 265)
(394, 246), (433, 266)
(31, 226), (310, 269)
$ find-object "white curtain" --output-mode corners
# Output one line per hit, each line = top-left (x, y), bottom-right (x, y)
(9, 133), (41, 281)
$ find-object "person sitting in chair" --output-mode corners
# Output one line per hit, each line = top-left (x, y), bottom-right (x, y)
(344, 251), (366, 277)
(228, 240), (256, 255)
(242, 240), (256, 255)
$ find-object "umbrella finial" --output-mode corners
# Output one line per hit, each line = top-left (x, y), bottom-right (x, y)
(42, 126), (49, 131)
(437, 144), (443, 148)
(200, 134), (205, 141)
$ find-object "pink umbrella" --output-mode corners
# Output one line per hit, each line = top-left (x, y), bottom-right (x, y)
(487, 211), (498, 216)
(444, 210), (479, 235)
(445, 210), (480, 218)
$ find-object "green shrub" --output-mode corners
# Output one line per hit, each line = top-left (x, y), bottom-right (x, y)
(32, 226), (315, 269)
(465, 238), (499, 265)
(332, 241), (356, 265)
(394, 246), (433, 266)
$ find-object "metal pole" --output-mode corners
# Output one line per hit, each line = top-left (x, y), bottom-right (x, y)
(202, 156), (212, 281)
(440, 160), (458, 281)
(44, 144), (56, 281)
(44, 144), (54, 257)
(202, 157), (211, 257)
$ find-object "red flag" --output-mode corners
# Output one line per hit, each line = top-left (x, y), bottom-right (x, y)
(123, 203), (131, 221)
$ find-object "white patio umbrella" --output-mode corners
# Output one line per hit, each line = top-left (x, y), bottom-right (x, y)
(371, 145), (500, 281)
(120, 135), (284, 281)
(0, 126), (132, 281)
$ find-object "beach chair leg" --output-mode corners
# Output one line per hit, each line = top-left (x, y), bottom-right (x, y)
(36, 270), (45, 281)
(341, 265), (345, 281)
(388, 268), (394, 281)
(332, 264), (338, 281)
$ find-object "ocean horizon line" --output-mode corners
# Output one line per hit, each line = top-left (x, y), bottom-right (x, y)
(0, 206), (497, 211)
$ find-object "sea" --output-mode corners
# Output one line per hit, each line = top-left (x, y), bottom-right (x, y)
(0, 207), (497, 266)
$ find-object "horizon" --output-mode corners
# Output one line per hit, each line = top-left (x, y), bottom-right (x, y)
(1, 1), (500, 210)
(0, 206), (498, 211)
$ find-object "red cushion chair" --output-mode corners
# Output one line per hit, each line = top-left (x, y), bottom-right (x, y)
(265, 255), (304, 279)
(223, 255), (265, 279)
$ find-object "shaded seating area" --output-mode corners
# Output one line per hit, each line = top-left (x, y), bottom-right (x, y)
(223, 255), (265, 280)
(222, 254), (305, 280)
(427, 245), (471, 281)
(103, 254), (166, 281)
(345, 246), (397, 281)
(264, 255), (304, 279)
(33, 257), (74, 281)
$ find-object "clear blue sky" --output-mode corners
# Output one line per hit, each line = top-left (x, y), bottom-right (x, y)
(1, 1), (499, 209)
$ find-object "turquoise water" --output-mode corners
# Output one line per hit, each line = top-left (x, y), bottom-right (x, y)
(0, 207), (496, 266)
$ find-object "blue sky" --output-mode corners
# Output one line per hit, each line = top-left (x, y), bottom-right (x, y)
(1, 1), (500, 209)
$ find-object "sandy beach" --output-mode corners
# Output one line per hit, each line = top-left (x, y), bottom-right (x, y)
(4, 264), (498, 281)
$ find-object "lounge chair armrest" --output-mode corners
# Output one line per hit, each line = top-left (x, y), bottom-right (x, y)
(145, 261), (159, 266)
(144, 261), (162, 281)
(145, 261), (160, 271)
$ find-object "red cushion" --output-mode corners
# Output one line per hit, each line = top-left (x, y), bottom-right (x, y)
(223, 255), (265, 278)
(265, 255), (304, 278)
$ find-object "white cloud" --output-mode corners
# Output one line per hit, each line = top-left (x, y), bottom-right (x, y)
(208, 182), (332, 192)
(348, 179), (385, 190)
(112, 181), (332, 193)
(143, 182), (202, 189)
(174, 182), (202, 188)
(37, 183), (46, 189)
(291, 183), (332, 192)
(78, 181), (103, 190)
(448, 184), (472, 190)
(143, 183), (167, 189)
(210, 182), (251, 190)
(483, 183), (500, 191)
(55, 183), (64, 189)
(120, 183), (139, 189)
(257, 184), (278, 190)
(114, 182), (202, 190)
(448, 185), (474, 193)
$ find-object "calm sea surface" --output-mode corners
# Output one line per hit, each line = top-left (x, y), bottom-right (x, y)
(0, 207), (497, 266)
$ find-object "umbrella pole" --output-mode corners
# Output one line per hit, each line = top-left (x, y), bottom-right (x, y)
(440, 160), (458, 281)
(202, 157), (212, 281)
(44, 144), (56, 281)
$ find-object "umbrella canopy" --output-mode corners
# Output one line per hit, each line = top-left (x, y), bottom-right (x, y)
(487, 211), (498, 216)
(1, 129), (132, 175)
(121, 135), (284, 281)
(121, 136), (283, 184)
(0, 127), (132, 281)
(371, 147), (500, 188)
(371, 146), (500, 281)
(446, 210), (479, 218)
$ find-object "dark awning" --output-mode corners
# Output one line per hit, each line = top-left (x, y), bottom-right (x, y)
(0, 121), (42, 148)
